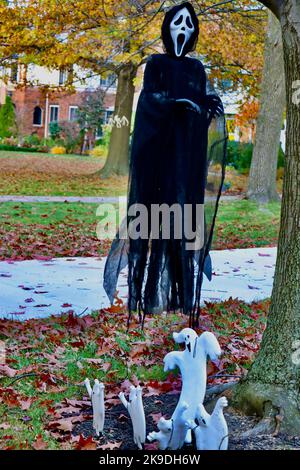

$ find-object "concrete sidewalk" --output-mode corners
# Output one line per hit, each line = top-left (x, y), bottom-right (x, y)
(0, 195), (242, 204)
(0, 247), (276, 320)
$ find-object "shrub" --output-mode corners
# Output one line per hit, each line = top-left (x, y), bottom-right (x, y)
(49, 122), (62, 139)
(226, 141), (253, 174)
(277, 145), (285, 168)
(0, 144), (39, 152)
(39, 137), (57, 151)
(50, 146), (66, 155)
(58, 120), (82, 154)
(0, 96), (17, 139)
(226, 141), (285, 174)
(96, 124), (111, 150)
(89, 145), (107, 157)
(22, 134), (41, 148)
(2, 136), (18, 146)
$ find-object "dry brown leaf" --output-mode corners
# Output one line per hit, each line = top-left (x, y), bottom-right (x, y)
(32, 435), (48, 450)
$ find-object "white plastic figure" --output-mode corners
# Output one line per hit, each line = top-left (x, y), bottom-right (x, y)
(84, 378), (105, 436)
(161, 328), (221, 449)
(193, 397), (229, 450)
(147, 417), (173, 450)
(119, 385), (146, 450)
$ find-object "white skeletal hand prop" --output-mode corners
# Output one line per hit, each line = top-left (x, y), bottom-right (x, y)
(147, 401), (191, 450)
(84, 378), (105, 436)
(192, 397), (229, 450)
(148, 328), (223, 450)
(119, 385), (146, 450)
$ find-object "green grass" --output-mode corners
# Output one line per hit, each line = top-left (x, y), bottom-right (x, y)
(0, 199), (280, 261)
(214, 199), (280, 249)
(0, 149), (105, 162)
(0, 199), (280, 229)
(0, 150), (127, 197)
(0, 201), (99, 225)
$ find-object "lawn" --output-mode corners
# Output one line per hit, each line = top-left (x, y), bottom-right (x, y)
(0, 150), (127, 197)
(0, 298), (268, 450)
(214, 199), (280, 249)
(0, 199), (280, 260)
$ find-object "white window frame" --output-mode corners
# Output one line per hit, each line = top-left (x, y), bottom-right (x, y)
(100, 73), (117, 90)
(59, 69), (67, 86)
(49, 105), (59, 123)
(69, 105), (79, 122)
(33, 106), (43, 127)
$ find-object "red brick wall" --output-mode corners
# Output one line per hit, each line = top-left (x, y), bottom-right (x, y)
(12, 87), (115, 138)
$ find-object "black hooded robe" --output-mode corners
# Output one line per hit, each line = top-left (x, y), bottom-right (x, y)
(103, 3), (227, 324)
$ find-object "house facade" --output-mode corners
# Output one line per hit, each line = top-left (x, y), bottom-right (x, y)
(0, 64), (117, 139)
(0, 62), (270, 147)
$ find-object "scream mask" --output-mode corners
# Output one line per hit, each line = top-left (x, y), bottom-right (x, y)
(170, 7), (195, 57)
(162, 2), (199, 58)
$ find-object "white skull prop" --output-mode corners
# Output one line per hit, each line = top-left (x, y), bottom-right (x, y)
(170, 7), (195, 57)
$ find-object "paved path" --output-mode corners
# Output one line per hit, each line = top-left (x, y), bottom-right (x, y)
(0, 195), (242, 204)
(0, 247), (276, 320)
(0, 195), (127, 204)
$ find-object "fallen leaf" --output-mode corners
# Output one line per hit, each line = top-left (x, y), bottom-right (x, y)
(32, 435), (48, 450)
(98, 441), (122, 450)
(75, 435), (97, 450)
(0, 364), (18, 378)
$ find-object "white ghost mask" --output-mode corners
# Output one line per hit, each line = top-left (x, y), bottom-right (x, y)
(170, 7), (195, 57)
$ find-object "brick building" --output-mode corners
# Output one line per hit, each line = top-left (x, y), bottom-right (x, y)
(0, 64), (117, 139)
(10, 86), (116, 139)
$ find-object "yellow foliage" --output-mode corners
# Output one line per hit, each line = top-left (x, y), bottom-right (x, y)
(89, 146), (107, 157)
(50, 146), (66, 155)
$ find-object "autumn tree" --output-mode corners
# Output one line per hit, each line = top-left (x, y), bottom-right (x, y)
(0, 1), (266, 176)
(234, 0), (300, 434)
(247, 10), (285, 203)
(77, 87), (105, 153)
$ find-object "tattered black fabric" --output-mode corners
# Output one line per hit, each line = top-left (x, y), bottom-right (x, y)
(103, 3), (227, 324)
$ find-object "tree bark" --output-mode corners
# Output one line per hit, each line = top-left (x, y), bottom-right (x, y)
(100, 63), (137, 177)
(234, 0), (300, 434)
(247, 11), (285, 203)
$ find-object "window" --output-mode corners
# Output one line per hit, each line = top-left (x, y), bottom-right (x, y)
(59, 69), (67, 86)
(104, 110), (113, 124)
(10, 64), (18, 83)
(33, 106), (43, 126)
(100, 73), (117, 89)
(49, 105), (59, 122)
(96, 110), (113, 138)
(69, 106), (78, 122)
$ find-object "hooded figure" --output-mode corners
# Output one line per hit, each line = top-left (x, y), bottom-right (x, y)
(103, 2), (227, 324)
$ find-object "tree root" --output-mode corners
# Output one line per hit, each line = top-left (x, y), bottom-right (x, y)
(233, 380), (300, 435)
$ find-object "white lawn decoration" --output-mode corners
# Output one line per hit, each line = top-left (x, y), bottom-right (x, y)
(84, 378), (105, 436)
(147, 328), (222, 450)
(147, 417), (173, 450)
(193, 397), (229, 450)
(119, 385), (146, 449)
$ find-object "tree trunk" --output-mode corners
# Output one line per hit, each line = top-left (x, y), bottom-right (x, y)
(100, 63), (137, 178)
(247, 11), (285, 203)
(234, 0), (300, 434)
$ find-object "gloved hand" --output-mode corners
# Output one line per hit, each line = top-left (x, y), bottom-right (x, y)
(205, 95), (224, 118)
(176, 98), (202, 114)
